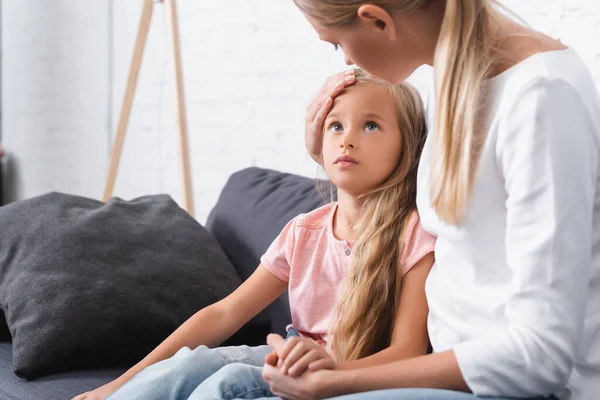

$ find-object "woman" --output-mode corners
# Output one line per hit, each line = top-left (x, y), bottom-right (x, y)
(260, 1), (600, 399)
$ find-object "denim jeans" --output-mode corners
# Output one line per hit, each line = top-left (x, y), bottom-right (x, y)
(105, 329), (300, 400)
(320, 390), (557, 400)
(194, 365), (557, 400)
(105, 344), (271, 400)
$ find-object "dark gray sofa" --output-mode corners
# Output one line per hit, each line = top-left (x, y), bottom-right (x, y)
(0, 167), (326, 400)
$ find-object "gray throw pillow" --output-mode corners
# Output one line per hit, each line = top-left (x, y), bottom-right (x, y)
(0, 193), (259, 379)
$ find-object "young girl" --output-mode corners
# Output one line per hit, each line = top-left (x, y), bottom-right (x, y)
(255, 1), (600, 400)
(74, 70), (436, 400)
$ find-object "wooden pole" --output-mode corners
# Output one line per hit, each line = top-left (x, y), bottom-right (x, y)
(103, 0), (154, 202)
(164, 0), (195, 216)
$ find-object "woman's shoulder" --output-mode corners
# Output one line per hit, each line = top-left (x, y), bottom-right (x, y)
(491, 48), (598, 106)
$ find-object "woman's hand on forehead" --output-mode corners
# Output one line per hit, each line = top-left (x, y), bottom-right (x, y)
(305, 70), (356, 164)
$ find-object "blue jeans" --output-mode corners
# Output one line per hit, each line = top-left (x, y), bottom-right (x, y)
(192, 364), (556, 400)
(105, 344), (271, 400)
(322, 391), (557, 400)
(106, 329), (300, 400)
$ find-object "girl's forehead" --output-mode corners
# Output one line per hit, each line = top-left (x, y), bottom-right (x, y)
(332, 84), (396, 113)
(328, 84), (398, 122)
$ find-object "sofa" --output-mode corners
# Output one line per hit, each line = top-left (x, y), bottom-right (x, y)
(0, 167), (326, 400)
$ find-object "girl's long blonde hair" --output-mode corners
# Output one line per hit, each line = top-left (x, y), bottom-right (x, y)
(325, 70), (427, 361)
(294, 0), (497, 224)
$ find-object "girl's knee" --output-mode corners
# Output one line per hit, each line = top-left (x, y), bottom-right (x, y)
(146, 345), (215, 375)
(216, 362), (261, 380)
(192, 363), (268, 400)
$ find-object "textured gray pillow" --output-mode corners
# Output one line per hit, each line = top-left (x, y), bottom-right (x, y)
(0, 193), (259, 379)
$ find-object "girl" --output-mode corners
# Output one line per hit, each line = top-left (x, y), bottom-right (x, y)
(257, 1), (600, 400)
(74, 71), (436, 400)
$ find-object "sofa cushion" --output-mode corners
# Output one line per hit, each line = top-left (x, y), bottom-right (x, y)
(206, 167), (329, 336)
(0, 342), (124, 400)
(0, 193), (265, 379)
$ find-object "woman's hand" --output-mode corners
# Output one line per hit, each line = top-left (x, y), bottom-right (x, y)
(305, 70), (356, 163)
(266, 334), (336, 377)
(263, 364), (346, 400)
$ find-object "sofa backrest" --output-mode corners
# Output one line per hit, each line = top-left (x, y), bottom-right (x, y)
(206, 167), (329, 336)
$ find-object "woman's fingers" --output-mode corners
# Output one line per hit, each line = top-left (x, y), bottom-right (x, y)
(281, 340), (312, 374)
(305, 70), (356, 162)
(312, 96), (333, 131)
(306, 70), (355, 121)
(287, 349), (323, 377)
(277, 337), (302, 370)
(308, 356), (336, 371)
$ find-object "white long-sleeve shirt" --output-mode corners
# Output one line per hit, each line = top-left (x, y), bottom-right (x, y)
(417, 48), (600, 400)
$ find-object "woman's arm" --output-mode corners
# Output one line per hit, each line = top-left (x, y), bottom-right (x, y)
(75, 265), (287, 399)
(263, 350), (467, 400)
(337, 252), (434, 370)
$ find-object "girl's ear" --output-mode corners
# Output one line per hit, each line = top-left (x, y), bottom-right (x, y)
(357, 5), (397, 41)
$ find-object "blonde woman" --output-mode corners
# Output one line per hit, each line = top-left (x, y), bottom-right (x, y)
(253, 1), (600, 400)
(75, 72), (436, 400)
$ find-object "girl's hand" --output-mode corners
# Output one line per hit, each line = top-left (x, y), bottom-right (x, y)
(305, 70), (356, 163)
(72, 382), (118, 400)
(267, 334), (336, 377)
(263, 364), (344, 400)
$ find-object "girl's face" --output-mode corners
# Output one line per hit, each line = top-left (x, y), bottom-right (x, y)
(306, 10), (425, 84)
(322, 84), (402, 195)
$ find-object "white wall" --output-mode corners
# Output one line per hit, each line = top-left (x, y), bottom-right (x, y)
(3, 1), (600, 222)
(2, 0), (110, 202)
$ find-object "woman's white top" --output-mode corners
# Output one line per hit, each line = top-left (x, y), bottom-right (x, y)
(417, 48), (600, 400)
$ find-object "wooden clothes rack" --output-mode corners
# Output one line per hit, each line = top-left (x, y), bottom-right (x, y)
(103, 0), (195, 216)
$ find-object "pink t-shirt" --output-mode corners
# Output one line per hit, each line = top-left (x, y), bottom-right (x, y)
(261, 202), (436, 346)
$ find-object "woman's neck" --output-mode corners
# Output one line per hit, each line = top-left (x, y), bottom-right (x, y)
(333, 190), (362, 242)
(490, 12), (567, 77)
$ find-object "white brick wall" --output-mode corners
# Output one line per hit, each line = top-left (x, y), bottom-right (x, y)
(110, 0), (600, 223)
(4, 1), (600, 223)
(2, 0), (110, 202)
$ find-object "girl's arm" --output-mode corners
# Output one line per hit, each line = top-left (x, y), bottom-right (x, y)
(76, 265), (287, 399)
(270, 252), (434, 377)
(337, 252), (434, 370)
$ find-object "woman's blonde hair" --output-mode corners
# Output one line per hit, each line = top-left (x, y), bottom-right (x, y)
(294, 0), (498, 224)
(324, 70), (427, 361)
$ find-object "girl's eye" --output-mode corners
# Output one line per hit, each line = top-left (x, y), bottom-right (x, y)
(364, 121), (380, 132)
(328, 122), (343, 132)
(333, 44), (340, 51)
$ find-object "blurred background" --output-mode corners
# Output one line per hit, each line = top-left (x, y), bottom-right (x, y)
(1, 0), (599, 223)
